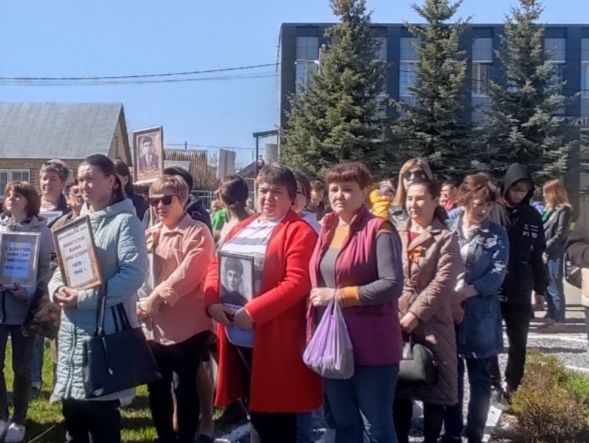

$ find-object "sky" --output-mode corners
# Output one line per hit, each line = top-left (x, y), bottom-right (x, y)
(1, 0), (588, 165)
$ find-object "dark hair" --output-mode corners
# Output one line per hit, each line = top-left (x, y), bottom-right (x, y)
(457, 173), (496, 207)
(325, 162), (372, 189)
(406, 178), (447, 222)
(311, 179), (325, 193)
(4, 181), (41, 218)
(141, 136), (153, 145)
(113, 159), (133, 195)
(64, 179), (80, 197)
(256, 164), (297, 201)
(164, 166), (193, 190)
(219, 175), (249, 209)
(79, 154), (125, 204)
(40, 159), (69, 183)
(293, 171), (311, 199)
(225, 257), (244, 275)
(441, 180), (457, 189)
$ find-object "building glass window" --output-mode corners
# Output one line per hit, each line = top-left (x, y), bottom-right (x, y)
(399, 38), (419, 97)
(545, 38), (566, 95)
(471, 38), (493, 97)
(583, 63), (589, 99)
(295, 60), (319, 95)
(472, 63), (491, 96)
(399, 62), (418, 96)
(374, 37), (387, 61)
(0, 170), (30, 197)
(295, 36), (319, 95)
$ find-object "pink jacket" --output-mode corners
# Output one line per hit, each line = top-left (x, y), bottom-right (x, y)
(147, 215), (214, 345)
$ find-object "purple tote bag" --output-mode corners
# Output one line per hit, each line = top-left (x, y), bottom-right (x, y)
(303, 299), (354, 379)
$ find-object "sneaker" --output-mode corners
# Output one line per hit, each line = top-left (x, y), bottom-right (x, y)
(4, 422), (25, 443)
(537, 322), (566, 333)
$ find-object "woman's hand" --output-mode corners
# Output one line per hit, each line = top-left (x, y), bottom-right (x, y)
(400, 312), (419, 333)
(208, 303), (232, 326)
(5, 283), (28, 302)
(458, 284), (478, 301)
(310, 287), (336, 307)
(137, 294), (162, 319)
(54, 286), (80, 308)
(233, 308), (254, 330)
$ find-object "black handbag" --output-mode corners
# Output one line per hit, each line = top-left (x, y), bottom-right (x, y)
(397, 337), (438, 388)
(83, 286), (161, 398)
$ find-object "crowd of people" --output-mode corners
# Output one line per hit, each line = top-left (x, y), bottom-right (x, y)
(0, 152), (580, 443)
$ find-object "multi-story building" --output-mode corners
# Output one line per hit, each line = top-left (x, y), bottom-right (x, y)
(279, 23), (589, 199)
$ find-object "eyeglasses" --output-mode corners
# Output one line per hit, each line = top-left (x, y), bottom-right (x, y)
(403, 170), (427, 181)
(149, 195), (177, 206)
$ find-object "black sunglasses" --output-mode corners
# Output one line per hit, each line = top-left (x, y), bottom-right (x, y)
(149, 195), (177, 207)
(403, 170), (427, 181)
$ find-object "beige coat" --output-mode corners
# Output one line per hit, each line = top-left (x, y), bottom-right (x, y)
(397, 218), (462, 406)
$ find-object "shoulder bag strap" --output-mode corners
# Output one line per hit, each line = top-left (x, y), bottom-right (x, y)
(94, 285), (107, 337)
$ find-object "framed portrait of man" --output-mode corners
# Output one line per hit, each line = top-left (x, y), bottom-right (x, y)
(53, 216), (102, 290)
(133, 126), (164, 184)
(218, 251), (255, 347)
(0, 232), (41, 288)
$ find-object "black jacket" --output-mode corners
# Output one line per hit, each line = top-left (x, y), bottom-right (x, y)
(544, 205), (574, 256)
(500, 163), (548, 302)
(186, 197), (212, 232)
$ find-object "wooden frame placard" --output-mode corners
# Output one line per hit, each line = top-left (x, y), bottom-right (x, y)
(133, 126), (164, 184)
(53, 216), (103, 290)
(0, 232), (41, 288)
(218, 251), (255, 310)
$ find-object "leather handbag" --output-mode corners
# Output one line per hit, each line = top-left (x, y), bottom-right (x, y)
(83, 286), (161, 398)
(397, 337), (438, 387)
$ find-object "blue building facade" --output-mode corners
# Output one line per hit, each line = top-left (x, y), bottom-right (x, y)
(279, 23), (589, 198)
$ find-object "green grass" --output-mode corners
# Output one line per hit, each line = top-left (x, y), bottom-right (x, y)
(5, 341), (158, 443)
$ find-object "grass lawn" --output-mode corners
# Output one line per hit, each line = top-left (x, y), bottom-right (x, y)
(6, 341), (158, 443)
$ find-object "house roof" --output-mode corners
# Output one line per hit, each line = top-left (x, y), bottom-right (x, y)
(0, 102), (125, 159)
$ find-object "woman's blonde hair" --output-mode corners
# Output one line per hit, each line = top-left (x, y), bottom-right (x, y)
(543, 179), (572, 210)
(392, 158), (434, 207)
(149, 175), (189, 206)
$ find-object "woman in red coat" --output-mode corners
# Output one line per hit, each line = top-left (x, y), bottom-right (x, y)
(205, 165), (322, 443)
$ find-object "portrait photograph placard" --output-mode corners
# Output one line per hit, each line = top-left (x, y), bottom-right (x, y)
(0, 232), (40, 288)
(133, 126), (164, 184)
(218, 251), (255, 348)
(53, 216), (102, 290)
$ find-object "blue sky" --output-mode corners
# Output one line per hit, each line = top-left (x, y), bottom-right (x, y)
(1, 0), (587, 165)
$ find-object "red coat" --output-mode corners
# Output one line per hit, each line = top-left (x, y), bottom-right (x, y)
(204, 210), (323, 413)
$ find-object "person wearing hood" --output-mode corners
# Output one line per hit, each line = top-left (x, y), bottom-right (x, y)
(48, 154), (148, 443)
(0, 181), (54, 442)
(492, 163), (547, 399)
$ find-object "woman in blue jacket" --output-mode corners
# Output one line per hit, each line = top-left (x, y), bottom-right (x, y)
(49, 154), (147, 443)
(442, 173), (509, 443)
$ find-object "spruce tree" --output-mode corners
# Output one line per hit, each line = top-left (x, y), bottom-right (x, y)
(477, 0), (572, 180)
(281, 0), (386, 179)
(390, 0), (470, 180)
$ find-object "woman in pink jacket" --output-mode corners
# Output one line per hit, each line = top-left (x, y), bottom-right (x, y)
(138, 175), (214, 443)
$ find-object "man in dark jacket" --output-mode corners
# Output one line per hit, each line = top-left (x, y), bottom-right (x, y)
(492, 163), (548, 398)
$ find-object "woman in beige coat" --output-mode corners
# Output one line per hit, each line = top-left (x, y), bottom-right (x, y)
(393, 178), (462, 443)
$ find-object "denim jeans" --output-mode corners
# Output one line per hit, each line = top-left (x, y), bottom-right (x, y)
(324, 365), (399, 443)
(0, 325), (35, 424)
(296, 411), (314, 443)
(546, 251), (566, 323)
(31, 335), (44, 386)
(443, 357), (492, 443)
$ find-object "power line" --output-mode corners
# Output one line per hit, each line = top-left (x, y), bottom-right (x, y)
(0, 63), (279, 81)
(0, 72), (278, 87)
